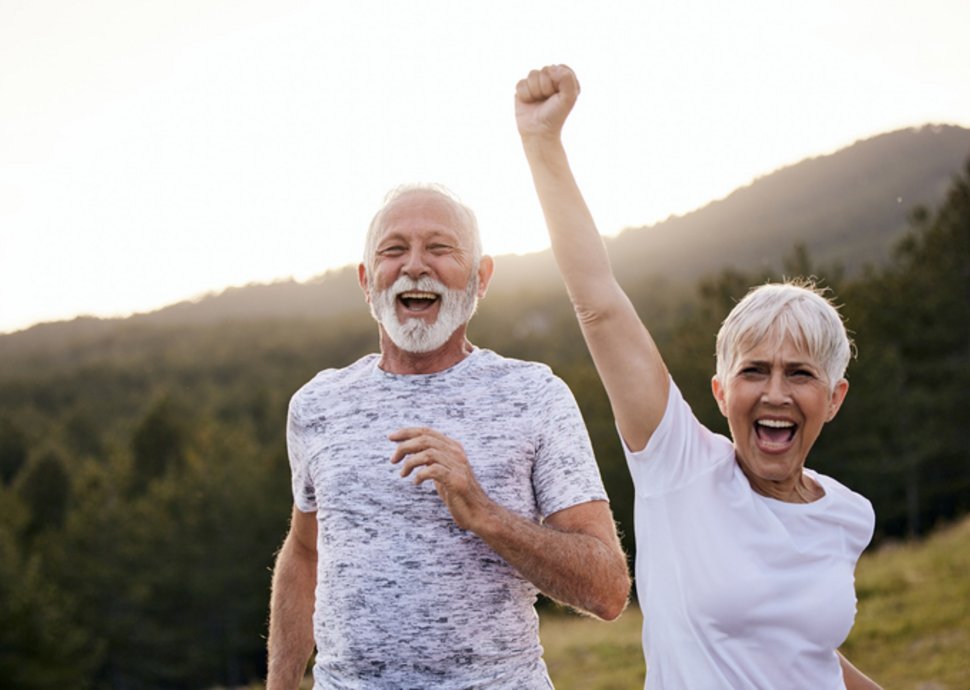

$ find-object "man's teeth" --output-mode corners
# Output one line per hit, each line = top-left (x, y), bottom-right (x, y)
(400, 291), (437, 300)
(757, 419), (795, 428)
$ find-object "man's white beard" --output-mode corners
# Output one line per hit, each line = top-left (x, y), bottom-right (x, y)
(369, 273), (479, 354)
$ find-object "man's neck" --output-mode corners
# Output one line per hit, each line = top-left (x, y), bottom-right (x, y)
(377, 329), (475, 375)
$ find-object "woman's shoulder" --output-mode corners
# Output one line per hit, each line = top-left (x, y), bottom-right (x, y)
(807, 469), (876, 552)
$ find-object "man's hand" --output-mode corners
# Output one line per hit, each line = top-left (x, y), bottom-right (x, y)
(514, 64), (580, 142)
(389, 427), (492, 531)
(391, 424), (630, 621)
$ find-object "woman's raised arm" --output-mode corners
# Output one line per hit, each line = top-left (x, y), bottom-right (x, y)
(516, 64), (668, 451)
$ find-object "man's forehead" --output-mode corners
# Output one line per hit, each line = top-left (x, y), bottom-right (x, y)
(378, 191), (470, 239)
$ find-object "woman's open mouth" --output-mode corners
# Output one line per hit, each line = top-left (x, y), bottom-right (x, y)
(755, 418), (796, 446)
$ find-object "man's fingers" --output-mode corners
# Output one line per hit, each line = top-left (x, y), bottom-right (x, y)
(412, 464), (445, 487)
(400, 451), (459, 491)
(399, 449), (437, 476)
(389, 427), (449, 463)
(388, 426), (435, 443)
(389, 437), (426, 465)
(389, 427), (465, 462)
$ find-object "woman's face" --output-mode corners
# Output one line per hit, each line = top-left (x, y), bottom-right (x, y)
(711, 334), (848, 494)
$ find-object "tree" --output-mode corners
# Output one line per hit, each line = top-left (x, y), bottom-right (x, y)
(16, 449), (71, 539)
(0, 418), (28, 485)
(845, 159), (970, 536)
(130, 396), (188, 494)
(0, 523), (98, 689)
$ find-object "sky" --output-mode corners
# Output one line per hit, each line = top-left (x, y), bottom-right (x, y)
(2, 0), (969, 335)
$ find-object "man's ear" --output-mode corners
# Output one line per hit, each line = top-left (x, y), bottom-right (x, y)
(358, 263), (371, 304)
(476, 255), (495, 299)
(711, 376), (728, 417)
(826, 378), (850, 423)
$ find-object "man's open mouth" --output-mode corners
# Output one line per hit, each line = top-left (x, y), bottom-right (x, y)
(398, 290), (440, 312)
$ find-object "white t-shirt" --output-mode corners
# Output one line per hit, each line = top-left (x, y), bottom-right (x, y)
(624, 379), (874, 690)
(287, 347), (608, 690)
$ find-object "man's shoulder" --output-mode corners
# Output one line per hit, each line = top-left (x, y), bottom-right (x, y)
(465, 350), (577, 409)
(471, 348), (555, 382)
(293, 353), (379, 400)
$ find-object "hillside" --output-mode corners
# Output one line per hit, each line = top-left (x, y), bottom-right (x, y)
(605, 124), (970, 286)
(3, 124), (966, 350)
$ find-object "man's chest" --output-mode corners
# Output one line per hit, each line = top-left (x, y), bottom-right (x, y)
(303, 386), (540, 514)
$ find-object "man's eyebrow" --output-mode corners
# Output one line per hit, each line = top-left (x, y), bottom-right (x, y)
(376, 232), (408, 245)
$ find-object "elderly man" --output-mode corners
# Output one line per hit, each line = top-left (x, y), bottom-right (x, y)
(266, 184), (630, 690)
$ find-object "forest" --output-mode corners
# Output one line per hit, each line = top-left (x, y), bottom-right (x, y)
(1, 133), (968, 688)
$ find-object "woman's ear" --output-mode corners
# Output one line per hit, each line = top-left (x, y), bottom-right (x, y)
(711, 376), (728, 417)
(826, 378), (850, 422)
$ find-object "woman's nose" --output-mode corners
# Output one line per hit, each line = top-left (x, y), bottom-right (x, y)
(761, 371), (792, 405)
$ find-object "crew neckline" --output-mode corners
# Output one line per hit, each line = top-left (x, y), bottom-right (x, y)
(754, 468), (832, 511)
(373, 346), (481, 379)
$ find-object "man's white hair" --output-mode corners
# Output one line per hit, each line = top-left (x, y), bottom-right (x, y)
(362, 183), (482, 277)
(714, 278), (855, 389)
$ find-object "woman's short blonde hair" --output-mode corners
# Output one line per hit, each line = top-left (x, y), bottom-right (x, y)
(714, 279), (854, 389)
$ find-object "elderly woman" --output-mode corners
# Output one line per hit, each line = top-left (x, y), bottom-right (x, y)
(515, 65), (882, 690)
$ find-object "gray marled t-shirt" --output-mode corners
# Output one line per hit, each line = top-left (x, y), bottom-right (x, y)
(287, 347), (607, 689)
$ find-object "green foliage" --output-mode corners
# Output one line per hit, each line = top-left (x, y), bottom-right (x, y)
(835, 159), (970, 537)
(0, 417), (28, 484)
(38, 425), (291, 689)
(129, 396), (189, 494)
(0, 524), (98, 689)
(16, 449), (71, 539)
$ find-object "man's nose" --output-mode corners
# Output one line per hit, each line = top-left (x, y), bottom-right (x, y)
(401, 249), (430, 279)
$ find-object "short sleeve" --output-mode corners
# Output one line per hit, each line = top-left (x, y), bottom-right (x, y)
(530, 373), (608, 518)
(286, 390), (318, 512)
(624, 377), (734, 497)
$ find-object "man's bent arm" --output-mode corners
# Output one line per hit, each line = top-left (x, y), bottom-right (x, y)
(267, 506), (318, 690)
(392, 427), (630, 620)
(479, 499), (630, 621)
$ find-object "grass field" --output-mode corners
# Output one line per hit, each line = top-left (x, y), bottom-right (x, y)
(540, 516), (970, 690)
(539, 604), (645, 689)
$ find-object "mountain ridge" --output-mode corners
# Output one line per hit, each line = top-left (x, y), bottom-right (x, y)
(5, 123), (969, 345)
